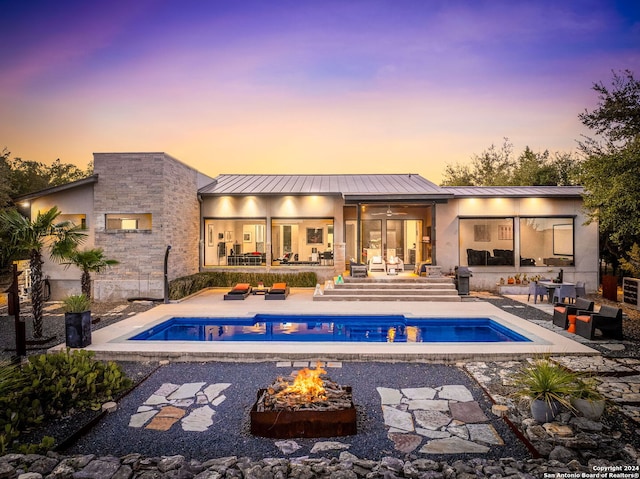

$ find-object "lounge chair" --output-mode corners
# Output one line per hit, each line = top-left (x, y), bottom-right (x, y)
(575, 305), (623, 340)
(223, 283), (252, 300)
(552, 297), (594, 329)
(369, 256), (385, 272)
(265, 282), (289, 300)
(349, 259), (368, 277)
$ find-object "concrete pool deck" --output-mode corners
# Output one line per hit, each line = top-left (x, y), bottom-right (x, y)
(54, 288), (599, 362)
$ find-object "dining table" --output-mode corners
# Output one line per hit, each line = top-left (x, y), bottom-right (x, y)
(538, 280), (575, 303)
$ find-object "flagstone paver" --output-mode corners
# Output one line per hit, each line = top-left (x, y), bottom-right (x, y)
(438, 385), (474, 402)
(449, 401), (489, 423)
(168, 382), (207, 400)
(401, 387), (437, 400)
(382, 406), (414, 432)
(377, 384), (505, 455)
(310, 441), (350, 453)
(377, 387), (403, 405)
(419, 436), (490, 454)
(182, 406), (215, 432)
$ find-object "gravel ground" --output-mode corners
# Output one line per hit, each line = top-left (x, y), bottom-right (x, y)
(62, 362), (532, 462)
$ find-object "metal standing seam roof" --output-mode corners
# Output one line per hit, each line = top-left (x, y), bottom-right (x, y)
(443, 185), (585, 198)
(198, 174), (451, 196)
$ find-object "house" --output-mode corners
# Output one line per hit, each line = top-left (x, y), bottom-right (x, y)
(14, 152), (598, 300)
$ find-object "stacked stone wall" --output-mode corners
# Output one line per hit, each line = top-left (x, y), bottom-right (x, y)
(92, 153), (201, 300)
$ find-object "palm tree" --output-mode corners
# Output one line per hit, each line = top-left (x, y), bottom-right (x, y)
(0, 206), (85, 338)
(64, 248), (119, 299)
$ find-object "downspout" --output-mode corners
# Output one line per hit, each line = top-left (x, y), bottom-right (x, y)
(198, 193), (204, 272)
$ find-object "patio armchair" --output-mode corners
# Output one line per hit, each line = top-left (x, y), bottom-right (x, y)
(369, 255), (385, 272)
(575, 305), (623, 340)
(527, 281), (547, 304)
(552, 284), (577, 304)
(575, 281), (586, 298)
(552, 297), (594, 329)
(349, 259), (368, 278)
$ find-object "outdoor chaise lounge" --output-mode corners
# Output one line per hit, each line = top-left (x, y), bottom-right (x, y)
(552, 297), (594, 329)
(265, 282), (289, 300)
(575, 305), (624, 340)
(223, 283), (252, 300)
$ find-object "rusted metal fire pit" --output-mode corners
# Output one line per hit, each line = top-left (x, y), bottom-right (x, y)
(250, 364), (357, 438)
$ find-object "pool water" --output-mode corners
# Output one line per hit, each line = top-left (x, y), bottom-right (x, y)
(129, 314), (531, 343)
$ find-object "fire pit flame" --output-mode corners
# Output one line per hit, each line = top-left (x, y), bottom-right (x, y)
(275, 362), (327, 403)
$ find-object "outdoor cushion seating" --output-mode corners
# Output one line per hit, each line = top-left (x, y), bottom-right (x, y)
(575, 305), (623, 340)
(223, 283), (252, 300)
(265, 282), (289, 300)
(369, 256), (385, 272)
(349, 260), (368, 277)
(552, 297), (594, 329)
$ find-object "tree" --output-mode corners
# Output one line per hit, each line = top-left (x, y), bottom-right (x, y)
(0, 207), (85, 338)
(64, 248), (119, 299)
(579, 69), (640, 143)
(441, 139), (581, 187)
(0, 147), (93, 208)
(0, 149), (12, 208)
(579, 69), (640, 273)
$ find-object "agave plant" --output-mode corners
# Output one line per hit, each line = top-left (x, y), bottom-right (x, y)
(514, 358), (577, 408)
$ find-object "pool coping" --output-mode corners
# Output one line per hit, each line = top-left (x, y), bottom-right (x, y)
(50, 288), (599, 362)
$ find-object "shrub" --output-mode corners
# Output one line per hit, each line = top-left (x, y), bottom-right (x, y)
(169, 271), (318, 299)
(0, 350), (131, 453)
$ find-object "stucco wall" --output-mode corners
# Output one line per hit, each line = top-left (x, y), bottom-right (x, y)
(92, 153), (201, 300)
(435, 196), (599, 293)
(28, 183), (95, 299)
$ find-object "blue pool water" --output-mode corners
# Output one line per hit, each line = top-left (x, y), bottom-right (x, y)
(129, 314), (531, 343)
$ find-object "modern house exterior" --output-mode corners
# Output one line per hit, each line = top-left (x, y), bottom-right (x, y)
(15, 152), (598, 300)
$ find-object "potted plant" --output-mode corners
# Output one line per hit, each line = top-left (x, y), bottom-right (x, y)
(514, 358), (577, 422)
(571, 377), (606, 420)
(63, 294), (92, 348)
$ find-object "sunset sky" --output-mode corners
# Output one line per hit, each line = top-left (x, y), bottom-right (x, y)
(2, 0), (639, 184)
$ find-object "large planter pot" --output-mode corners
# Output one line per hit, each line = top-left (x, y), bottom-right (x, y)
(571, 397), (605, 420)
(602, 275), (618, 302)
(65, 311), (92, 348)
(530, 398), (560, 423)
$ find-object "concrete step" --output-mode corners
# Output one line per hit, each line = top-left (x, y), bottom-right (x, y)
(336, 283), (456, 290)
(343, 277), (453, 284)
(313, 294), (462, 302)
(323, 288), (459, 296)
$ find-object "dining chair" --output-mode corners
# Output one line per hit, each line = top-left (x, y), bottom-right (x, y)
(575, 281), (586, 298)
(527, 281), (547, 304)
(552, 284), (576, 304)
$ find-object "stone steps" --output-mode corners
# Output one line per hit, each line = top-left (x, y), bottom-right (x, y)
(315, 276), (461, 302)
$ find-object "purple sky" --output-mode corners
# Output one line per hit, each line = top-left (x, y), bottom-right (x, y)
(2, 0), (639, 183)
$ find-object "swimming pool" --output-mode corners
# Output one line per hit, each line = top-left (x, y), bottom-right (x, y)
(129, 314), (531, 343)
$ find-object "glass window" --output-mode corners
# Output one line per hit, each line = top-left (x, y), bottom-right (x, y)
(271, 218), (334, 265)
(105, 213), (152, 231)
(203, 219), (266, 266)
(520, 217), (574, 267)
(59, 214), (87, 229)
(459, 218), (514, 266)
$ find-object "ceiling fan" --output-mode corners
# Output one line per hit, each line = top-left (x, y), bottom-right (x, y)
(371, 205), (407, 217)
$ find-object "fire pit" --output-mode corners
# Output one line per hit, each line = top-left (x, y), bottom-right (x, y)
(250, 363), (357, 438)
